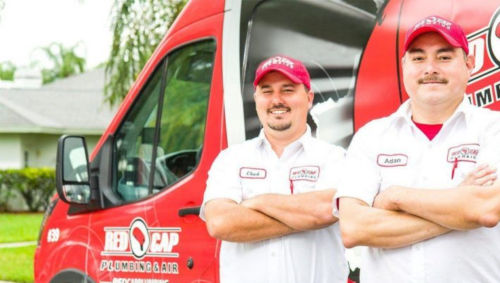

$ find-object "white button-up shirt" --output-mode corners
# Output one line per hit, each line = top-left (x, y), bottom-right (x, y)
(336, 98), (500, 283)
(201, 128), (348, 283)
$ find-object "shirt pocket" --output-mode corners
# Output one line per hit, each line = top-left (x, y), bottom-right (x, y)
(379, 166), (412, 191)
(292, 180), (317, 194)
(451, 161), (477, 186)
(240, 179), (267, 200)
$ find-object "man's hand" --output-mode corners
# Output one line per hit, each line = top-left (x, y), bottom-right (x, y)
(241, 190), (338, 231)
(373, 186), (400, 211)
(339, 197), (449, 248)
(374, 164), (498, 212)
(459, 164), (497, 187)
(204, 198), (296, 242)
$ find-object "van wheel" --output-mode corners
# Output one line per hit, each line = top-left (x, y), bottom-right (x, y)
(50, 269), (95, 283)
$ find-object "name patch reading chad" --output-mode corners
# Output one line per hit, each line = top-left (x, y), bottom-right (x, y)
(240, 167), (267, 179)
(377, 154), (408, 167)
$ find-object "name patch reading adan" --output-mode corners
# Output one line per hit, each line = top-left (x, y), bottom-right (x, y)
(289, 166), (320, 182)
(377, 154), (408, 167)
(240, 167), (267, 179)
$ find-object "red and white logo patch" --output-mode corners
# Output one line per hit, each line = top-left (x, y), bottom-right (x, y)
(289, 166), (320, 182)
(240, 167), (267, 179)
(447, 143), (480, 163)
(377, 154), (408, 167)
(102, 217), (181, 260)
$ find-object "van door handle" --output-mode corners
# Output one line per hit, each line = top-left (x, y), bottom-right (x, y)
(178, 206), (201, 217)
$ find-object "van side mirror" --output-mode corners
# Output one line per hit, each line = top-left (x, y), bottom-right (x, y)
(56, 135), (91, 204)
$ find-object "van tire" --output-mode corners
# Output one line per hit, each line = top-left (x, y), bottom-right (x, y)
(50, 269), (95, 283)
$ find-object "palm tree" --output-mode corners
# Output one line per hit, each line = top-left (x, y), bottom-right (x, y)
(104, 0), (187, 106)
(34, 42), (86, 84)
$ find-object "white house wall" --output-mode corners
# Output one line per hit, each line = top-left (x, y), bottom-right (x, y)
(0, 134), (23, 169)
(18, 133), (102, 169)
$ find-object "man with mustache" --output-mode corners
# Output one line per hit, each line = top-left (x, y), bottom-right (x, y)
(200, 55), (349, 283)
(336, 15), (500, 282)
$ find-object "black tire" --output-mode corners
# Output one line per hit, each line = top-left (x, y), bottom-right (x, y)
(50, 269), (95, 283)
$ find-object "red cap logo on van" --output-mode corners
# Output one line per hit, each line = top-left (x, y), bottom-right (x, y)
(466, 8), (500, 109)
(102, 217), (181, 260)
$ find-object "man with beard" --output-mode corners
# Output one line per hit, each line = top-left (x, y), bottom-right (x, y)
(336, 15), (500, 282)
(200, 55), (348, 283)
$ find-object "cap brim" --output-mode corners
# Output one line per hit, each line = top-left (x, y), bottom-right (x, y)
(404, 26), (463, 53)
(253, 67), (302, 88)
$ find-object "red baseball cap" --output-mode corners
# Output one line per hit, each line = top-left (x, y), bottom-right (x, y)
(403, 15), (469, 55)
(253, 55), (311, 90)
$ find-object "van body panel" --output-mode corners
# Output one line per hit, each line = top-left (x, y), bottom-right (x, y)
(35, 0), (500, 282)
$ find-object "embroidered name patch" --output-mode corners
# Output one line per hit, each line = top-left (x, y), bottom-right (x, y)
(289, 166), (320, 182)
(447, 144), (480, 163)
(239, 167), (267, 179)
(377, 154), (408, 167)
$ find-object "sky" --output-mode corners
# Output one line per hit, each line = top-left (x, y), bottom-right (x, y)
(0, 0), (114, 69)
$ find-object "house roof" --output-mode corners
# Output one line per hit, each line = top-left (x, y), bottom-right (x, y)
(0, 68), (119, 135)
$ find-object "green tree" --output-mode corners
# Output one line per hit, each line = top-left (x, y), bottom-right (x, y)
(105, 0), (187, 106)
(0, 61), (16, 81)
(35, 42), (86, 84)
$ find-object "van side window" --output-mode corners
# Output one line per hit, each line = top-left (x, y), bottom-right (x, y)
(114, 63), (163, 202)
(241, 0), (386, 148)
(156, 41), (215, 182)
(113, 40), (215, 203)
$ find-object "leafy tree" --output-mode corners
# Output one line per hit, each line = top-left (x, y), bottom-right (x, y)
(34, 42), (86, 84)
(0, 61), (16, 81)
(105, 0), (188, 106)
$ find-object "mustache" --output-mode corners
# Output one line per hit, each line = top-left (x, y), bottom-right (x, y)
(418, 75), (448, 84)
(267, 104), (291, 113)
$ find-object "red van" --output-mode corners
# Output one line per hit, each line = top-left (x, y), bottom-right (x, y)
(34, 0), (500, 282)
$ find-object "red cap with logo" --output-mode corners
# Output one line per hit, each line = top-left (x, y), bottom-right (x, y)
(403, 15), (469, 55)
(253, 55), (311, 90)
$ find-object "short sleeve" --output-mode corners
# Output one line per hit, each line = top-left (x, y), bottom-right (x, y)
(478, 113), (500, 170)
(333, 125), (382, 215)
(199, 148), (242, 221)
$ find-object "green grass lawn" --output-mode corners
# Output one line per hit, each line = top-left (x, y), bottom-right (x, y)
(0, 213), (42, 283)
(0, 213), (43, 243)
(0, 245), (36, 283)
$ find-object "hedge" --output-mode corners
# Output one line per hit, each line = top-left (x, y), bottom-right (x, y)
(0, 168), (56, 212)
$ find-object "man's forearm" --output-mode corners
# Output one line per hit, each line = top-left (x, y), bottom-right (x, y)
(381, 185), (500, 229)
(339, 198), (450, 249)
(242, 189), (338, 231)
(204, 199), (296, 242)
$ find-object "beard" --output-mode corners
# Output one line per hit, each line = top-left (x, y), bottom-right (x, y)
(267, 121), (292, 131)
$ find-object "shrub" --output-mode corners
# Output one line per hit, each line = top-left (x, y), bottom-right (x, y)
(0, 183), (12, 212)
(0, 168), (56, 212)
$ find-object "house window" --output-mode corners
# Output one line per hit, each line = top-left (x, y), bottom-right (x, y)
(24, 151), (29, 168)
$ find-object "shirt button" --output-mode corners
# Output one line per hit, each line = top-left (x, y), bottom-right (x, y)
(271, 252), (276, 257)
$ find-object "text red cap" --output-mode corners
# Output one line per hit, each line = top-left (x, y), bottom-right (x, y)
(403, 15), (469, 55)
(253, 55), (311, 90)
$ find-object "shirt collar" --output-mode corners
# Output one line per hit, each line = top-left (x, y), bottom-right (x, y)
(255, 126), (313, 153)
(393, 96), (472, 127)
